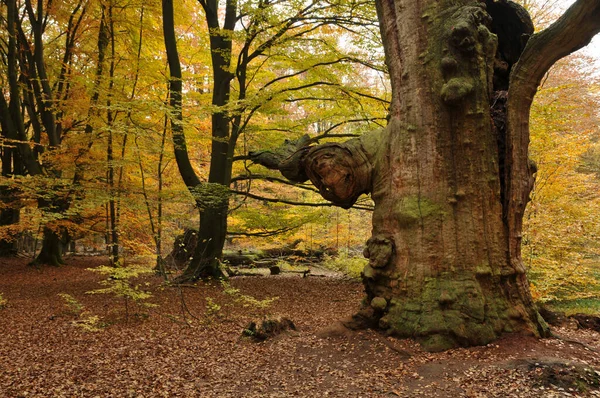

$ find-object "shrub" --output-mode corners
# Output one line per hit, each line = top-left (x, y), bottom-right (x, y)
(87, 264), (157, 321)
(321, 252), (368, 279)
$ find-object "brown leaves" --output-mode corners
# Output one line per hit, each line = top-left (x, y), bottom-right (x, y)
(0, 257), (599, 397)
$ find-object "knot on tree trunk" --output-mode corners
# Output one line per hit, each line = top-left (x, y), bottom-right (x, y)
(439, 4), (496, 105)
(303, 142), (373, 209)
(363, 234), (394, 269)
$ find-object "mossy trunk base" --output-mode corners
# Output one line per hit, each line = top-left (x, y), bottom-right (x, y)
(363, 272), (548, 352)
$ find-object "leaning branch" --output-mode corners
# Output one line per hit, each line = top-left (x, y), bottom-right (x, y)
(227, 225), (300, 238)
(230, 190), (374, 211)
(231, 174), (320, 193)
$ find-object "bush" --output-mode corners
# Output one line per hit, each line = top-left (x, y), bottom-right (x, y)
(87, 264), (157, 321)
(321, 252), (367, 279)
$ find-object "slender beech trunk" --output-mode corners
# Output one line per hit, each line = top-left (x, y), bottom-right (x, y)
(162, 0), (230, 281)
(104, 1), (120, 265)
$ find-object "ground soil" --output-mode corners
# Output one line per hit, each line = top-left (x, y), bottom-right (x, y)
(0, 256), (599, 397)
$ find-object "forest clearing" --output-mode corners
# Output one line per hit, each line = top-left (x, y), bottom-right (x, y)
(0, 256), (599, 397)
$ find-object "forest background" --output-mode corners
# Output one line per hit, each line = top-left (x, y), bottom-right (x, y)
(0, 0), (599, 309)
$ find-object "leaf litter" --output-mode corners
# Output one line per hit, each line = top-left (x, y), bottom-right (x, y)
(0, 257), (599, 397)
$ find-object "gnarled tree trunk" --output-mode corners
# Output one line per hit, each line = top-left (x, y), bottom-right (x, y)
(252, 0), (600, 350)
(362, 0), (544, 352)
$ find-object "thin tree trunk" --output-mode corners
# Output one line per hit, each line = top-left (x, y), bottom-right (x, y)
(0, 146), (20, 256)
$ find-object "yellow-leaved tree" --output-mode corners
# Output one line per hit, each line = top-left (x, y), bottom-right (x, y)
(525, 54), (600, 305)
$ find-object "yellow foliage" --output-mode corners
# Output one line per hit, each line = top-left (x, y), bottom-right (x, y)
(524, 55), (600, 302)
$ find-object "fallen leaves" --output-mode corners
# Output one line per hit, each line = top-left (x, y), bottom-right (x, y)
(0, 256), (598, 397)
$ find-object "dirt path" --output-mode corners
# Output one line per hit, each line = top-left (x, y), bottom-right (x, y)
(0, 257), (598, 397)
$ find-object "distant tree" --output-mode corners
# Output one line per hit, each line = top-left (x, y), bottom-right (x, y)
(0, 0), (87, 264)
(524, 54), (600, 302)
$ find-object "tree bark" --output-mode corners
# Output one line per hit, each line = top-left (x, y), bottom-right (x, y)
(505, 0), (600, 296)
(162, 0), (229, 281)
(33, 226), (68, 267)
(0, 173), (20, 257)
(3, 0), (90, 265)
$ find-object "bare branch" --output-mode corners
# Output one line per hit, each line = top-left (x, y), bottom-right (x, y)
(231, 174), (320, 193)
(227, 225), (300, 238)
(230, 189), (374, 211)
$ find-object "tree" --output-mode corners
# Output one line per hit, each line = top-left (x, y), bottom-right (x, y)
(523, 54), (600, 302)
(252, 0), (600, 350)
(0, 0), (94, 265)
(162, 0), (386, 281)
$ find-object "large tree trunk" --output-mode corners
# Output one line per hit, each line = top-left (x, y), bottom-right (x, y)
(33, 226), (67, 267)
(253, 0), (600, 350)
(363, 0), (598, 350)
(356, 0), (546, 351)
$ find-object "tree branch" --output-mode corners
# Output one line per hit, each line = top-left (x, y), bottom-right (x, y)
(230, 189), (374, 211)
(227, 225), (300, 238)
(231, 174), (320, 193)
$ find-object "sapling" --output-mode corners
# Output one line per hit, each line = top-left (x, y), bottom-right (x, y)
(87, 264), (157, 321)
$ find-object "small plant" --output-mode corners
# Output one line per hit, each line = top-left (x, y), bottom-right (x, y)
(0, 292), (7, 309)
(321, 252), (368, 279)
(87, 264), (157, 321)
(205, 297), (222, 317)
(221, 281), (278, 316)
(57, 293), (106, 332)
(73, 314), (106, 332)
(58, 293), (84, 316)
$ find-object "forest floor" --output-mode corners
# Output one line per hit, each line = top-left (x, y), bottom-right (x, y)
(0, 256), (599, 398)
